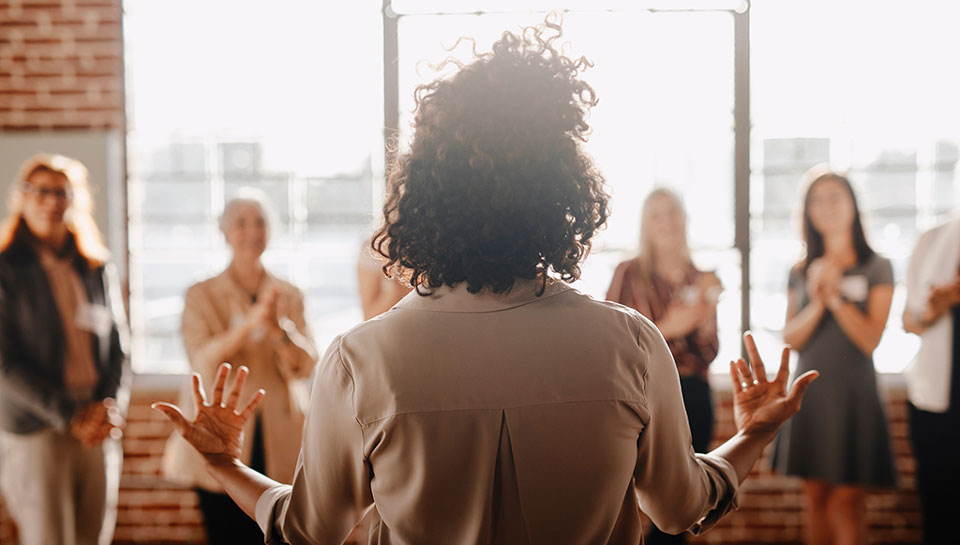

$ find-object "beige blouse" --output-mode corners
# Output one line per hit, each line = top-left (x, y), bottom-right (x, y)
(37, 248), (99, 398)
(255, 280), (740, 544)
(162, 270), (317, 491)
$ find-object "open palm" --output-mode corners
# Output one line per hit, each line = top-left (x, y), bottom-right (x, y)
(153, 363), (265, 460)
(730, 332), (819, 438)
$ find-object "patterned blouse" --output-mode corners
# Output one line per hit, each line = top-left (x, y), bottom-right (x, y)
(606, 259), (719, 378)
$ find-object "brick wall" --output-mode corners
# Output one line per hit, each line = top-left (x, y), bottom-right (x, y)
(689, 383), (922, 544)
(0, 382), (925, 544)
(0, 0), (124, 130)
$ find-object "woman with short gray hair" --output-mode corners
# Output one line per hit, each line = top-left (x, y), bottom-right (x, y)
(161, 190), (318, 545)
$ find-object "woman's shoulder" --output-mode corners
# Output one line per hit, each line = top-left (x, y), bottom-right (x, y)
(861, 253), (894, 283)
(615, 257), (642, 272)
(860, 253), (892, 272)
(184, 271), (227, 300)
(266, 273), (305, 300)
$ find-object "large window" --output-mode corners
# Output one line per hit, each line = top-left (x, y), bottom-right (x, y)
(749, 0), (960, 372)
(123, 1), (960, 375)
(395, 7), (743, 370)
(124, 1), (384, 373)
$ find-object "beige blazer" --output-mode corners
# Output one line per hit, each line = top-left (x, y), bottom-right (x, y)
(162, 270), (317, 491)
(255, 280), (740, 544)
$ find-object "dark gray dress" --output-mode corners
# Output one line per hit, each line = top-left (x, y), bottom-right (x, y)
(773, 254), (897, 487)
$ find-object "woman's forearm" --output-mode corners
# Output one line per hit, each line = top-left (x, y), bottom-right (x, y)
(782, 300), (825, 350)
(205, 457), (281, 520)
(709, 429), (776, 484)
(903, 308), (927, 335)
(194, 322), (254, 373)
(828, 300), (885, 356)
(273, 327), (318, 380)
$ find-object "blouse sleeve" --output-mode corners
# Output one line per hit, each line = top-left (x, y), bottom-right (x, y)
(633, 319), (740, 534)
(283, 286), (320, 379)
(256, 336), (374, 544)
(787, 266), (804, 295)
(606, 261), (630, 303)
(869, 256), (895, 288)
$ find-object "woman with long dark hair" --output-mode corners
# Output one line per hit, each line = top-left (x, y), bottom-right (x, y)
(0, 154), (128, 545)
(776, 166), (896, 545)
(152, 19), (818, 544)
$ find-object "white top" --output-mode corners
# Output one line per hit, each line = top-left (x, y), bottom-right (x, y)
(255, 280), (740, 544)
(904, 217), (960, 412)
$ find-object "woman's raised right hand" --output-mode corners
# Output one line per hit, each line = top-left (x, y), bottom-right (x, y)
(152, 363), (264, 462)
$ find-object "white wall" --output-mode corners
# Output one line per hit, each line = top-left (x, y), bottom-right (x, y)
(0, 131), (127, 280)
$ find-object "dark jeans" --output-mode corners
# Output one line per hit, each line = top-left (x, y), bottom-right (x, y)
(195, 414), (266, 545)
(646, 375), (714, 545)
(908, 402), (960, 545)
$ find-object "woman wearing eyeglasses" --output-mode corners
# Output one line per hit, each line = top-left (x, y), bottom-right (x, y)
(0, 154), (129, 545)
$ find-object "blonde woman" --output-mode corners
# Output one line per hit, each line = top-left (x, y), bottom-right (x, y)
(606, 188), (721, 544)
(161, 190), (318, 545)
(0, 154), (128, 545)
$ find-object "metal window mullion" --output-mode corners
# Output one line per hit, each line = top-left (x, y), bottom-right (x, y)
(734, 6), (751, 356)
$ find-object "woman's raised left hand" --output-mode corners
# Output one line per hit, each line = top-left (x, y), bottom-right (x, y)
(152, 363), (265, 462)
(729, 332), (819, 440)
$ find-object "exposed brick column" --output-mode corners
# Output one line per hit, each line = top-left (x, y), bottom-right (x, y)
(0, 0), (124, 130)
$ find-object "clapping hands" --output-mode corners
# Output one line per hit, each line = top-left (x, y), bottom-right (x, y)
(69, 398), (124, 448)
(923, 274), (960, 326)
(806, 258), (842, 306)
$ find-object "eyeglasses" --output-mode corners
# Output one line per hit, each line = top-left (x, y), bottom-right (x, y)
(20, 181), (74, 202)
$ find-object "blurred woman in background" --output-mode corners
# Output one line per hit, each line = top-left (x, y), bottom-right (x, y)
(0, 153), (128, 545)
(161, 190), (318, 545)
(902, 215), (960, 544)
(776, 167), (896, 545)
(606, 187), (721, 545)
(357, 236), (412, 320)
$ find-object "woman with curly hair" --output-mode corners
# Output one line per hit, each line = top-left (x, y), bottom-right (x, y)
(153, 19), (818, 544)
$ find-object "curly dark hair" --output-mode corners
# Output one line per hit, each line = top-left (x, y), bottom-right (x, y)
(373, 17), (610, 295)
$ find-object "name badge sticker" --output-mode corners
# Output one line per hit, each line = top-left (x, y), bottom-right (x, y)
(75, 303), (113, 337)
(840, 275), (869, 303)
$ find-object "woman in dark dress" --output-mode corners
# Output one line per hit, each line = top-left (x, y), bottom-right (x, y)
(777, 167), (896, 545)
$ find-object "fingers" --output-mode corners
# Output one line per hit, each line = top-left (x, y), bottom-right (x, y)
(239, 389), (266, 419)
(786, 370), (820, 408)
(775, 346), (792, 387)
(211, 363), (231, 406)
(224, 366), (249, 409)
(191, 373), (206, 408)
(151, 402), (189, 434)
(742, 331), (766, 383)
(729, 361), (744, 393)
(734, 358), (754, 388)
